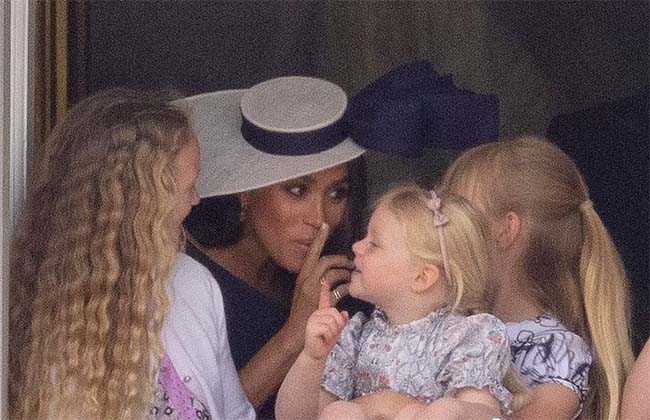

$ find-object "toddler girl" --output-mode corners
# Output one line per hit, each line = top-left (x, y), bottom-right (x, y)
(276, 185), (524, 420)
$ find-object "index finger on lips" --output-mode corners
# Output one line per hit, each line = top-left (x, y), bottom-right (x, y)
(301, 223), (330, 274)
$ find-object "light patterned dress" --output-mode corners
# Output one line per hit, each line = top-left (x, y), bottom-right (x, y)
(322, 307), (514, 414)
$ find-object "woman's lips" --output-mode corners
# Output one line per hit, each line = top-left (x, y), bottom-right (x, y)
(293, 240), (314, 256)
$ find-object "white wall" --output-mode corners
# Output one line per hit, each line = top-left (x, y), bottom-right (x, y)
(2, 1), (35, 416)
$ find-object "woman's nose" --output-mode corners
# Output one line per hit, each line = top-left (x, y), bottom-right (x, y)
(304, 196), (326, 228)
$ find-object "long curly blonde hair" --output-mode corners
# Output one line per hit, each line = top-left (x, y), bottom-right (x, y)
(9, 88), (193, 419)
(441, 136), (634, 420)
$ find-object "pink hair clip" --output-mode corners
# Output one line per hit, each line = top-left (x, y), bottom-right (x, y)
(426, 190), (451, 282)
(426, 191), (449, 227)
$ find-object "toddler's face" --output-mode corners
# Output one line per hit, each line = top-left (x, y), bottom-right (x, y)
(350, 205), (420, 307)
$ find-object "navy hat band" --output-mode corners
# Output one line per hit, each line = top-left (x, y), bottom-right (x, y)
(241, 112), (350, 156)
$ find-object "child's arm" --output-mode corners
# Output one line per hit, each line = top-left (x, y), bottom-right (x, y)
(395, 388), (500, 420)
(507, 384), (579, 420)
(275, 350), (326, 420)
(352, 390), (420, 418)
(275, 286), (348, 420)
(318, 389), (340, 412)
(395, 385), (581, 420)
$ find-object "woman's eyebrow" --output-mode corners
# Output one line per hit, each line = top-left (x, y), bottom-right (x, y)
(287, 173), (350, 187)
(284, 175), (311, 184)
(327, 175), (350, 187)
(334, 176), (350, 185)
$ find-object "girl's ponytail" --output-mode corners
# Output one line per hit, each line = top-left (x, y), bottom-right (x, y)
(579, 201), (634, 420)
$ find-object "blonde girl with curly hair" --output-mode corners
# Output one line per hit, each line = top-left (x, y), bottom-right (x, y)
(7, 88), (251, 419)
(277, 185), (527, 420)
(439, 136), (634, 420)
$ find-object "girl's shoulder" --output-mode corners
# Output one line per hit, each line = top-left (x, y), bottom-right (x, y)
(168, 253), (224, 307)
(441, 312), (509, 350)
(506, 313), (592, 357)
(336, 310), (370, 341)
(173, 253), (217, 283)
(443, 312), (507, 336)
(349, 310), (370, 327)
(506, 313), (593, 399)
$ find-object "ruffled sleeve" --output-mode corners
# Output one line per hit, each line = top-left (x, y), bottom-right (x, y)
(439, 313), (514, 414)
(321, 312), (368, 400)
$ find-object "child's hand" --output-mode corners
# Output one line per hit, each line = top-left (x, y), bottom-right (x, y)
(304, 307), (348, 361)
(304, 283), (349, 361)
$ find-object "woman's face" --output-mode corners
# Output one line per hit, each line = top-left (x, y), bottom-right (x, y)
(242, 164), (350, 272)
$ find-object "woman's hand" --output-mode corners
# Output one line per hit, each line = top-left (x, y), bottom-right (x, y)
(287, 223), (354, 341)
(241, 223), (354, 410)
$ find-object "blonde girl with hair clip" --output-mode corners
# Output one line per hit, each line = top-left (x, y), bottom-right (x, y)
(276, 185), (526, 420)
(439, 136), (634, 420)
(8, 88), (253, 419)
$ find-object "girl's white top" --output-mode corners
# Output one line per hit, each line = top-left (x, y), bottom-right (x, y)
(159, 253), (256, 419)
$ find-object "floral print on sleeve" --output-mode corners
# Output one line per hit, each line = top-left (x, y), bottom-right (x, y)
(319, 307), (514, 415)
(439, 313), (514, 414)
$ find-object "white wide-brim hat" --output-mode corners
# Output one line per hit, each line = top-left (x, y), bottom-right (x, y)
(175, 76), (366, 197)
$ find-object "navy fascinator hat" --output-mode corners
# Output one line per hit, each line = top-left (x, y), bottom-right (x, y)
(349, 60), (500, 158)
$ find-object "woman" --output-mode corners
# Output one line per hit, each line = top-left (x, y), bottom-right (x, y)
(175, 76), (365, 418)
(8, 88), (244, 418)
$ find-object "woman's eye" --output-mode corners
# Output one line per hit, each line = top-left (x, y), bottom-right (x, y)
(328, 185), (350, 201)
(286, 185), (306, 197)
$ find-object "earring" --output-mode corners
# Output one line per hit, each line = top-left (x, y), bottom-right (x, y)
(240, 204), (247, 222)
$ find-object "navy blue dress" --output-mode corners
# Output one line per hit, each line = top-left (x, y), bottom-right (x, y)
(186, 242), (288, 418)
(185, 242), (371, 418)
